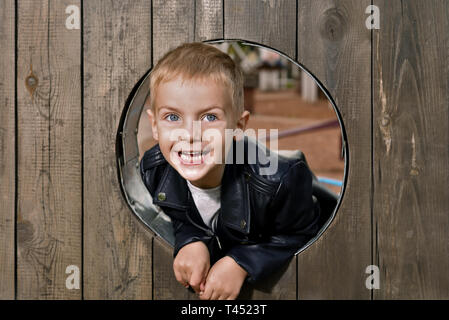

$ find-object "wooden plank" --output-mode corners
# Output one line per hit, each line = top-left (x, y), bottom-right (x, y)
(152, 0), (296, 300)
(196, 0), (223, 41)
(373, 0), (449, 299)
(224, 0), (297, 300)
(151, 0), (196, 300)
(153, 237), (198, 300)
(16, 0), (82, 299)
(152, 0), (195, 63)
(224, 0), (297, 59)
(297, 0), (372, 299)
(83, 0), (153, 299)
(0, 0), (15, 300)
(138, 0), (223, 156)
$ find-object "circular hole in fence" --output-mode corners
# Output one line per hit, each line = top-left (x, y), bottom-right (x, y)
(117, 39), (347, 256)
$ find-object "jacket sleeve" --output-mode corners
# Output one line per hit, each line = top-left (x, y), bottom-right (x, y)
(225, 160), (321, 284)
(171, 218), (213, 258)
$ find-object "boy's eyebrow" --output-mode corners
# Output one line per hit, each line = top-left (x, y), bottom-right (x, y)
(158, 105), (224, 113)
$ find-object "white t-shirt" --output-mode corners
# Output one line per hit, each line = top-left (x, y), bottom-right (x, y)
(186, 180), (221, 232)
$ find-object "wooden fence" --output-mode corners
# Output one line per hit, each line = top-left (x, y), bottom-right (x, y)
(0, 0), (448, 299)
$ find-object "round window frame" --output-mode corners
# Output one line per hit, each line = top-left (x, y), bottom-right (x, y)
(116, 39), (349, 254)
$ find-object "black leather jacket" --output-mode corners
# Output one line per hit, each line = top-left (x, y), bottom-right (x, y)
(140, 136), (321, 284)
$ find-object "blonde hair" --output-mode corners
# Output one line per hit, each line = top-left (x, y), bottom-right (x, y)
(149, 42), (244, 116)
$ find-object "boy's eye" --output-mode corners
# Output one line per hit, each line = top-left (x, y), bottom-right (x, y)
(203, 114), (217, 122)
(165, 113), (179, 122)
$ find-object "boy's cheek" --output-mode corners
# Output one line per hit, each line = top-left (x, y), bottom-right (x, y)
(157, 130), (170, 142)
(158, 130), (181, 148)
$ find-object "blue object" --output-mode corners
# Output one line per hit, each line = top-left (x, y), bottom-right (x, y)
(317, 177), (343, 187)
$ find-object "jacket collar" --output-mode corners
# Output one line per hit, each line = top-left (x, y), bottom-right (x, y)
(151, 148), (251, 235)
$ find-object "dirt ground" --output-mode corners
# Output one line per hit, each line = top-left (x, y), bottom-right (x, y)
(137, 88), (345, 194)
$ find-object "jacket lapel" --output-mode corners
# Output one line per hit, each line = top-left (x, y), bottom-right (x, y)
(152, 164), (189, 213)
(220, 161), (251, 235)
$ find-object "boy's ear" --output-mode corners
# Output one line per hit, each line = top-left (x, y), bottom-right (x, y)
(146, 108), (159, 141)
(236, 110), (250, 132)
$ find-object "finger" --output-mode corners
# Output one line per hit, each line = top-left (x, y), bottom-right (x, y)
(200, 282), (213, 300)
(173, 266), (187, 287)
(177, 267), (191, 289)
(189, 270), (206, 294)
(183, 270), (192, 288)
(217, 293), (229, 300)
(210, 288), (220, 300)
(227, 292), (238, 300)
(198, 280), (206, 296)
(200, 280), (206, 292)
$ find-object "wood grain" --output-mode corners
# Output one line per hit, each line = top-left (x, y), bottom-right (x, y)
(224, 0), (297, 60)
(296, 0), (372, 299)
(0, 0), (15, 300)
(16, 0), (81, 299)
(195, 0), (223, 41)
(83, 0), (153, 299)
(153, 237), (198, 300)
(151, 0), (196, 300)
(373, 0), (449, 299)
(3, 0), (448, 300)
(224, 0), (297, 300)
(152, 0), (195, 63)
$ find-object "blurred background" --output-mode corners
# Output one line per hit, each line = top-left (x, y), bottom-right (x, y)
(137, 41), (344, 194)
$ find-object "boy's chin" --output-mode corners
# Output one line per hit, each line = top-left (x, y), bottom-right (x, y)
(177, 168), (214, 187)
(171, 161), (222, 187)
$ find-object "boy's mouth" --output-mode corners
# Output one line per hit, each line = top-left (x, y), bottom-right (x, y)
(177, 149), (211, 165)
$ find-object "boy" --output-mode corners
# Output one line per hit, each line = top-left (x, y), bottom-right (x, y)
(140, 42), (320, 300)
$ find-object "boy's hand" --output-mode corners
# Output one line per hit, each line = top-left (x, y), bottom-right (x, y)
(199, 256), (248, 300)
(173, 241), (210, 294)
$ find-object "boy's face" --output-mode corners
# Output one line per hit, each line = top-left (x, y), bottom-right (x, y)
(147, 75), (250, 189)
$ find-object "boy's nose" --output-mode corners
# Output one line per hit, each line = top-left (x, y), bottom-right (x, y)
(183, 120), (202, 142)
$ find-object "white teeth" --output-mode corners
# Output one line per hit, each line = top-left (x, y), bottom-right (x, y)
(178, 149), (211, 163)
(182, 151), (201, 155)
(179, 150), (210, 155)
(180, 153), (202, 162)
